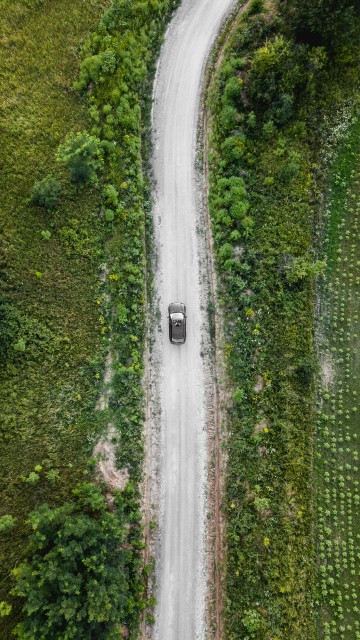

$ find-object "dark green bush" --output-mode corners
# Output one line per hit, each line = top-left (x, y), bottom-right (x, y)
(31, 175), (60, 209)
(56, 132), (104, 184)
(12, 484), (131, 640)
(278, 0), (360, 51)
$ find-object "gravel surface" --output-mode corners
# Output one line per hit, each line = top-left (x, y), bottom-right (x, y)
(149, 1), (237, 638)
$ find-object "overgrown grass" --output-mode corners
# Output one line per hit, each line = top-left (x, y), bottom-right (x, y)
(206, 1), (360, 638)
(315, 114), (360, 640)
(0, 2), (106, 633)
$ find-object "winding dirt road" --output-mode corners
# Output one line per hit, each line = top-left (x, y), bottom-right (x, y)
(150, 1), (237, 638)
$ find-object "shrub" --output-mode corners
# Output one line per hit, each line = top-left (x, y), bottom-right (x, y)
(45, 469), (60, 484)
(0, 515), (16, 533)
(12, 484), (131, 640)
(242, 608), (263, 634)
(56, 132), (103, 184)
(105, 209), (115, 222)
(103, 184), (119, 206)
(13, 338), (26, 352)
(31, 176), (60, 209)
(0, 602), (12, 617)
(22, 472), (40, 485)
(233, 387), (245, 404)
(285, 256), (326, 284)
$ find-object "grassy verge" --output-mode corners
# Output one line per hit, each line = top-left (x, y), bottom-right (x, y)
(206, 1), (360, 638)
(0, 0), (179, 636)
(315, 114), (360, 640)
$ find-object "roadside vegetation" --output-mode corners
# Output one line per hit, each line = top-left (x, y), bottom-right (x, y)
(207, 0), (360, 638)
(0, 0), (178, 637)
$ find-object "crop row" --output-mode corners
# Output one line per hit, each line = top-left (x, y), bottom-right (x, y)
(315, 126), (360, 640)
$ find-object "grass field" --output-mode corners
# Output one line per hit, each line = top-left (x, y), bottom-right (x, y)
(0, 0), (108, 633)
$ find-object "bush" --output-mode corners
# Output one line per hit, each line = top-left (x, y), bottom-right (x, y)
(285, 256), (326, 284)
(103, 184), (119, 206)
(247, 36), (305, 123)
(233, 387), (245, 404)
(22, 472), (40, 485)
(56, 132), (104, 184)
(31, 176), (60, 209)
(0, 602), (12, 617)
(0, 515), (16, 533)
(12, 484), (131, 640)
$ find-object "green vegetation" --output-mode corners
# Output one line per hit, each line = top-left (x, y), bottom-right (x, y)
(315, 117), (360, 640)
(56, 132), (104, 185)
(0, 0), (179, 636)
(12, 483), (138, 640)
(0, 2), (106, 634)
(207, 0), (360, 637)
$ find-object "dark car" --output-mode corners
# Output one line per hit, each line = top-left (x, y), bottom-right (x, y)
(168, 302), (186, 344)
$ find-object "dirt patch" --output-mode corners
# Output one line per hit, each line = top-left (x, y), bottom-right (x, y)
(93, 426), (129, 491)
(254, 374), (264, 393)
(320, 354), (335, 390)
(96, 351), (113, 411)
(254, 419), (268, 434)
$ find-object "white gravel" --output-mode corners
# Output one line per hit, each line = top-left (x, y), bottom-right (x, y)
(148, 1), (238, 639)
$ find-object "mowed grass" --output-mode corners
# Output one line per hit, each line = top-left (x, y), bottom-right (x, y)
(0, 0), (107, 633)
(315, 116), (360, 640)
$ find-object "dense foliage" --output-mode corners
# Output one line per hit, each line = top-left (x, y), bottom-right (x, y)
(278, 0), (360, 49)
(207, 0), (360, 638)
(12, 484), (136, 640)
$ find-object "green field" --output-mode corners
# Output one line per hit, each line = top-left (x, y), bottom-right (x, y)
(0, 1), (105, 632)
(315, 115), (360, 640)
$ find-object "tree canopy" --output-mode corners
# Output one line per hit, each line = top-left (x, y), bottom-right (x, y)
(12, 484), (131, 640)
(278, 0), (360, 49)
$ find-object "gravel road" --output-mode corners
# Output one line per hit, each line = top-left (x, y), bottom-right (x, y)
(150, 1), (237, 638)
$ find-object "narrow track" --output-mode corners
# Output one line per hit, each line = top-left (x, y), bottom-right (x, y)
(150, 1), (237, 638)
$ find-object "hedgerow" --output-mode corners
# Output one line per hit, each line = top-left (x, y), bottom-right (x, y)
(207, 0), (360, 638)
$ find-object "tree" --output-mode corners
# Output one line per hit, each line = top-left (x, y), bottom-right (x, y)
(12, 483), (131, 640)
(56, 132), (104, 184)
(278, 0), (360, 50)
(31, 176), (61, 209)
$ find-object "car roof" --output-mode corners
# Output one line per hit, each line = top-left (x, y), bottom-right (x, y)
(172, 318), (185, 338)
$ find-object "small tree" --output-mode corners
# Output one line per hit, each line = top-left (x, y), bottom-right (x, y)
(31, 176), (60, 209)
(56, 132), (104, 184)
(12, 483), (131, 640)
(0, 515), (16, 533)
